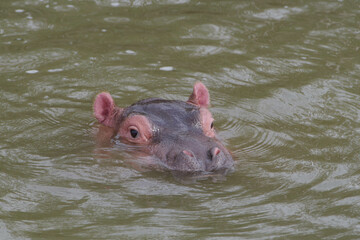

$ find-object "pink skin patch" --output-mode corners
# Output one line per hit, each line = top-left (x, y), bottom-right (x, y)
(183, 150), (194, 158)
(212, 147), (221, 156)
(186, 82), (216, 137)
(199, 108), (216, 138)
(187, 82), (210, 108)
(93, 93), (154, 145)
(94, 92), (123, 128)
(118, 115), (153, 144)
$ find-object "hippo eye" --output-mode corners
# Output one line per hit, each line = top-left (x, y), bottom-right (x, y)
(210, 121), (214, 129)
(130, 129), (138, 138)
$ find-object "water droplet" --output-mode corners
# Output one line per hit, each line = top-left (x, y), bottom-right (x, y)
(159, 66), (174, 71)
(48, 68), (63, 73)
(15, 9), (25, 13)
(125, 50), (136, 55)
(26, 70), (39, 74)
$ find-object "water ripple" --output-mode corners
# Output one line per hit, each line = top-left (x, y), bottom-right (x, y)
(182, 24), (235, 43)
(0, 48), (74, 73)
(252, 7), (304, 20)
(172, 45), (225, 57)
(250, 57), (314, 75)
(94, 0), (190, 7)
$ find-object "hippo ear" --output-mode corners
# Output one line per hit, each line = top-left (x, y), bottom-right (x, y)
(93, 92), (122, 128)
(187, 82), (210, 108)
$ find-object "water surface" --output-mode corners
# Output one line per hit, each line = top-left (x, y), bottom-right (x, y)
(1, 0), (359, 239)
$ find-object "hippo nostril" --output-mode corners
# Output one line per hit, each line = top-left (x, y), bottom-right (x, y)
(207, 147), (229, 172)
(210, 147), (221, 159)
(183, 150), (194, 158)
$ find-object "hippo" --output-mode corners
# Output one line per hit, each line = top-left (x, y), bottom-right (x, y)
(93, 82), (234, 174)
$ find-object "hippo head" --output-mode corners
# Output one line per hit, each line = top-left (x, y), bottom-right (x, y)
(93, 82), (234, 174)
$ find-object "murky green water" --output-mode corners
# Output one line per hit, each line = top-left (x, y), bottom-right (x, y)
(1, 0), (359, 239)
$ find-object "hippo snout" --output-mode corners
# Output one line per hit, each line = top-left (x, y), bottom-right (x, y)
(169, 145), (233, 173)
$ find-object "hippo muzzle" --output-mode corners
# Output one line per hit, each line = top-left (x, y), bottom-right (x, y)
(157, 133), (234, 173)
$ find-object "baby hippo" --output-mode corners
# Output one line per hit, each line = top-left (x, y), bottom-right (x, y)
(93, 82), (234, 173)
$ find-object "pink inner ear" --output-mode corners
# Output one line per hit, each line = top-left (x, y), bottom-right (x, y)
(94, 92), (115, 127)
(187, 82), (210, 107)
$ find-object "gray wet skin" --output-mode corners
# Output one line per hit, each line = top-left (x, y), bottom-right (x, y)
(94, 82), (234, 173)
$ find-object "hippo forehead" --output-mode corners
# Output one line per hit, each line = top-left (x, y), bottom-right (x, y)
(121, 98), (202, 133)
